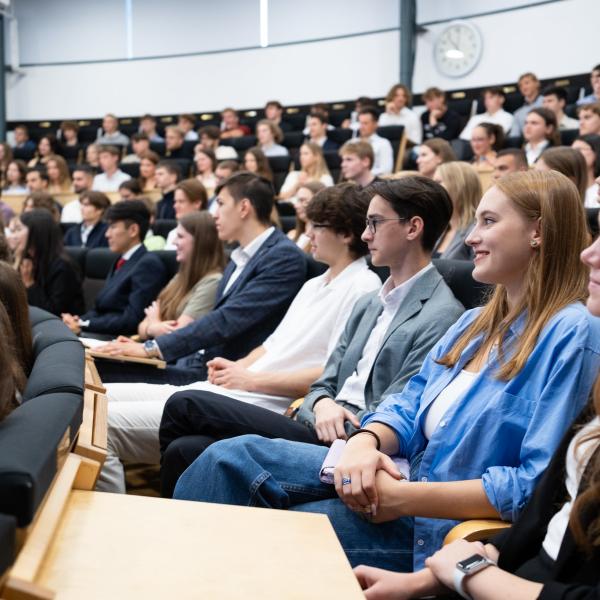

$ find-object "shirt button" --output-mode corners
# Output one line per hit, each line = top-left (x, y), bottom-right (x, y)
(439, 420), (446, 428)
(417, 539), (425, 546)
(421, 476), (428, 482)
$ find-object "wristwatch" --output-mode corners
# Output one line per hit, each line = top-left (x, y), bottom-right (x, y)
(143, 339), (160, 358)
(453, 554), (496, 599)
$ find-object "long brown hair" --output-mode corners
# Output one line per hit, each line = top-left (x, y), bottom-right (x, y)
(0, 262), (32, 377)
(436, 161), (481, 230)
(570, 376), (600, 551)
(0, 301), (23, 421)
(157, 211), (225, 321)
(540, 147), (588, 203)
(438, 170), (589, 379)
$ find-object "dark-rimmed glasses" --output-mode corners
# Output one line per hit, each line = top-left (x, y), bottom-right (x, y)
(365, 217), (407, 234)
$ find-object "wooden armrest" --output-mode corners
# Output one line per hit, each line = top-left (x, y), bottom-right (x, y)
(443, 520), (511, 545)
(284, 397), (304, 418)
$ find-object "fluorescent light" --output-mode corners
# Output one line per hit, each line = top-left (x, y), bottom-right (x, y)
(125, 0), (133, 59)
(445, 49), (464, 59)
(260, 0), (268, 47)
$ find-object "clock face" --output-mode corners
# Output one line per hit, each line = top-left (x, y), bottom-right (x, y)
(434, 21), (483, 78)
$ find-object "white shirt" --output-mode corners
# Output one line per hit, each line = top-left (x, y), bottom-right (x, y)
(335, 263), (434, 409)
(121, 243), (142, 261)
(184, 258), (381, 413)
(184, 131), (199, 142)
(542, 416), (600, 560)
(223, 227), (275, 294)
(585, 183), (599, 208)
(460, 110), (515, 140)
(80, 223), (95, 246)
(164, 227), (177, 250)
(93, 169), (131, 192)
(61, 199), (83, 223)
(559, 113), (580, 130)
(280, 171), (334, 204)
(364, 133), (394, 176)
(423, 369), (477, 439)
(378, 107), (423, 144)
(262, 143), (289, 157)
(524, 140), (550, 166)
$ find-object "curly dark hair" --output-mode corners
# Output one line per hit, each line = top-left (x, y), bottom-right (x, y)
(305, 182), (370, 258)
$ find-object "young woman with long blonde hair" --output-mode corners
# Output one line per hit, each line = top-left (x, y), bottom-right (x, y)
(174, 170), (600, 575)
(279, 142), (333, 203)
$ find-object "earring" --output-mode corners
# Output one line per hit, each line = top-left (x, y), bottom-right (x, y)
(530, 240), (539, 248)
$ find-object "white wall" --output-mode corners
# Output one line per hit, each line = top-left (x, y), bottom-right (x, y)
(6, 30), (399, 121)
(4, 0), (598, 121)
(413, 0), (600, 93)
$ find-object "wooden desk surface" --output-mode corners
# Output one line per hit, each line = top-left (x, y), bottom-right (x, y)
(36, 491), (363, 599)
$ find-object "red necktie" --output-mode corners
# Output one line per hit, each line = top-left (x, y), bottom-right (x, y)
(115, 257), (126, 271)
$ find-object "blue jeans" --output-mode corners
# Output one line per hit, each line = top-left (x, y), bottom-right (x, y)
(174, 435), (414, 571)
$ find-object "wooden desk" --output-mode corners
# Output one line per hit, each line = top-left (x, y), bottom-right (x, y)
(34, 491), (363, 599)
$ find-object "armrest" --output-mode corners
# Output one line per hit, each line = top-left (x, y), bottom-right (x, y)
(443, 520), (511, 545)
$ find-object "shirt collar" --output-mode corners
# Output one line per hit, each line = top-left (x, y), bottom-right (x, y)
(122, 243), (142, 261)
(231, 226), (275, 267)
(322, 257), (370, 289)
(378, 263), (433, 307)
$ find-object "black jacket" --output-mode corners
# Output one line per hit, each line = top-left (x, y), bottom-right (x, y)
(493, 405), (600, 599)
(63, 222), (109, 249)
(26, 256), (85, 316)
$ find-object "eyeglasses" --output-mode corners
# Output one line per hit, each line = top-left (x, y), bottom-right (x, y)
(365, 217), (407, 234)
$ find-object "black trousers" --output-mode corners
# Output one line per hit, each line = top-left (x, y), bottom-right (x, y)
(159, 390), (322, 498)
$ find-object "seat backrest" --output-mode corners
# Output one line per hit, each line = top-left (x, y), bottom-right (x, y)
(120, 162), (140, 178)
(432, 258), (491, 309)
(451, 139), (474, 161)
(64, 246), (88, 274)
(305, 254), (327, 280)
(153, 250), (179, 280)
(280, 216), (297, 234)
(327, 128), (352, 145)
(230, 135), (257, 151)
(560, 128), (580, 146)
(0, 393), (83, 527)
(153, 219), (177, 239)
(85, 248), (118, 279)
(268, 155), (292, 173)
(376, 125), (405, 142)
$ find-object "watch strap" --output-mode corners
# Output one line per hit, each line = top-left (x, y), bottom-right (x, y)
(453, 569), (472, 600)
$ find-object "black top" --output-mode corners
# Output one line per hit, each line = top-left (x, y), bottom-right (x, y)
(421, 108), (462, 141)
(26, 256), (85, 316)
(492, 405), (600, 600)
(156, 190), (175, 220)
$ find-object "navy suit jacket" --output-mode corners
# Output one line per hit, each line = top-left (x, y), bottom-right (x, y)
(63, 222), (109, 249)
(82, 245), (168, 335)
(157, 229), (307, 364)
(322, 138), (340, 152)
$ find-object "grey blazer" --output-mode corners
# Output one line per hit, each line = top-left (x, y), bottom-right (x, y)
(296, 266), (465, 429)
(434, 223), (475, 261)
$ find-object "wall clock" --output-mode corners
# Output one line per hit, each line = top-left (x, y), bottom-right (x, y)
(434, 21), (483, 78)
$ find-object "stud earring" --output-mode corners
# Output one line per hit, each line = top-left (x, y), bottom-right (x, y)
(530, 240), (539, 247)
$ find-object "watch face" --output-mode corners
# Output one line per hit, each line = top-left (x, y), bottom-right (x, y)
(434, 21), (483, 78)
(457, 554), (488, 574)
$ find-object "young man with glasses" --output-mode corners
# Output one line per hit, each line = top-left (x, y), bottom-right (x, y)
(160, 176), (464, 497)
(96, 182), (380, 494)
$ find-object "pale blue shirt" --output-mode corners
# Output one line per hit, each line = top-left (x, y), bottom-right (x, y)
(362, 302), (600, 570)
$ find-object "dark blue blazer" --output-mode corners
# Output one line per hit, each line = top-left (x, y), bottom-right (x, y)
(81, 245), (168, 335)
(63, 222), (109, 249)
(156, 191), (175, 220)
(322, 138), (340, 152)
(157, 229), (307, 363)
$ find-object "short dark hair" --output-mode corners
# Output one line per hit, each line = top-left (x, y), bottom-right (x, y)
(198, 125), (221, 141)
(306, 183), (370, 258)
(358, 107), (379, 122)
(265, 100), (283, 110)
(179, 113), (196, 125)
(592, 64), (600, 74)
(156, 159), (182, 181)
(496, 148), (528, 169)
(119, 179), (143, 195)
(72, 164), (96, 177)
(216, 172), (274, 225)
(309, 111), (329, 125)
(27, 166), (49, 182)
(216, 160), (240, 173)
(98, 145), (120, 157)
(542, 85), (568, 103)
(80, 190), (111, 212)
(105, 200), (150, 240)
(483, 87), (505, 99)
(131, 132), (149, 143)
(366, 176), (452, 252)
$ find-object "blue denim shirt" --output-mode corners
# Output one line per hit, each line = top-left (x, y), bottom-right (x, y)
(362, 302), (600, 570)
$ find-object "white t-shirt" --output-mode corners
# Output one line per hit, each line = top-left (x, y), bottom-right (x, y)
(584, 183), (599, 208)
(93, 170), (131, 192)
(279, 171), (334, 204)
(365, 133), (394, 176)
(542, 416), (600, 560)
(423, 369), (477, 439)
(61, 199), (83, 223)
(460, 110), (515, 141)
(378, 107), (423, 145)
(187, 257), (381, 413)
